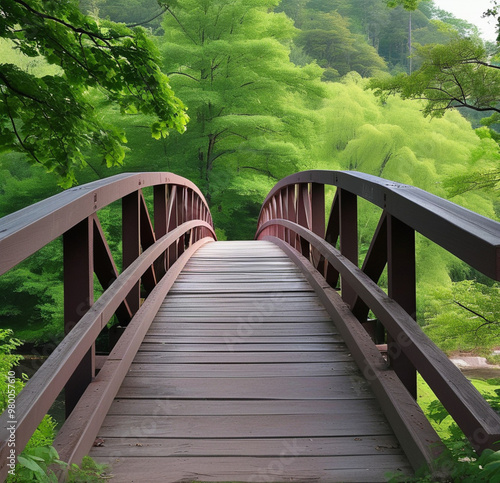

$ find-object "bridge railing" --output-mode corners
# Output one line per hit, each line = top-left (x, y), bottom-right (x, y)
(256, 170), (500, 456)
(0, 172), (216, 478)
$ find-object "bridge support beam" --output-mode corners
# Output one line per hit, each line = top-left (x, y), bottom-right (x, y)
(154, 185), (168, 279)
(387, 215), (417, 399)
(339, 189), (358, 308)
(324, 192), (340, 288)
(122, 192), (141, 315)
(311, 183), (325, 268)
(63, 218), (95, 418)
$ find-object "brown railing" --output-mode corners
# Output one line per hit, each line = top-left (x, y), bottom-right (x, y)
(256, 170), (500, 458)
(0, 172), (216, 480)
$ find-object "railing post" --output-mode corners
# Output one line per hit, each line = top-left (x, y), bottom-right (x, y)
(177, 186), (185, 257)
(285, 186), (294, 246)
(122, 191), (141, 315)
(311, 183), (325, 267)
(297, 184), (310, 258)
(187, 189), (194, 246)
(324, 191), (340, 288)
(271, 196), (278, 238)
(277, 190), (285, 240)
(387, 214), (417, 399)
(167, 185), (178, 267)
(154, 184), (167, 279)
(139, 193), (157, 295)
(339, 188), (358, 307)
(63, 217), (94, 417)
(194, 197), (200, 241)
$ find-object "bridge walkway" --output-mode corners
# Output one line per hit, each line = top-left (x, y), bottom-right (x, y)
(89, 240), (412, 482)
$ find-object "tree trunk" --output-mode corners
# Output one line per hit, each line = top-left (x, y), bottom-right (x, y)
(408, 11), (412, 74)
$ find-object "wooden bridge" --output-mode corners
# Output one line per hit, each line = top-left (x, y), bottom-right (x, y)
(0, 170), (499, 482)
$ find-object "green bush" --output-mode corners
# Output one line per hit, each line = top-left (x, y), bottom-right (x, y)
(390, 377), (500, 481)
(1, 329), (108, 482)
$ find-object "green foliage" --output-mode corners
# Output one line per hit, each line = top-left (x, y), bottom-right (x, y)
(395, 377), (500, 482)
(0, 158), (62, 215)
(79, 0), (167, 30)
(0, 330), (58, 482)
(10, 446), (62, 483)
(0, 329), (24, 408)
(328, 78), (485, 192)
(157, 0), (328, 238)
(324, 76), (499, 217)
(443, 127), (500, 195)
(389, 446), (500, 482)
(370, 37), (500, 118)
(0, 240), (64, 345)
(1, 330), (108, 482)
(0, 333), (56, 449)
(297, 9), (388, 79)
(421, 280), (500, 353)
(8, 448), (109, 482)
(385, 0), (428, 12)
(0, 0), (187, 187)
(66, 456), (109, 482)
(445, 168), (500, 196)
(368, 34), (500, 193)
(320, 77), (498, 349)
(418, 4), (479, 38)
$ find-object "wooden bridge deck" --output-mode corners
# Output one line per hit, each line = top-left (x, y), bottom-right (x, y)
(89, 241), (412, 482)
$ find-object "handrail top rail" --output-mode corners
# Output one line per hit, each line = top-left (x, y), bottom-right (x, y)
(260, 170), (500, 242)
(0, 172), (210, 276)
(258, 170), (500, 280)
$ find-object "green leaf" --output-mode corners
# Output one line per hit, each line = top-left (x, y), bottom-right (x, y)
(17, 455), (45, 474)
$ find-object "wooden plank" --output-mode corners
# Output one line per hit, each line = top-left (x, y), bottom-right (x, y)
(89, 435), (404, 457)
(146, 325), (338, 335)
(138, 343), (344, 352)
(158, 303), (327, 311)
(156, 309), (329, 315)
(168, 283), (314, 293)
(149, 321), (334, 329)
(141, 335), (341, 344)
(152, 315), (332, 322)
(132, 350), (353, 364)
(116, 375), (374, 399)
(107, 398), (382, 416)
(175, 273), (304, 280)
(181, 267), (300, 273)
(127, 361), (360, 377)
(161, 293), (319, 300)
(96, 414), (393, 438)
(89, 456), (411, 482)
(182, 264), (300, 271)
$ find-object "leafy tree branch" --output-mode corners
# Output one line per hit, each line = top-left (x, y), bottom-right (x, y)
(369, 36), (500, 193)
(0, 0), (188, 187)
